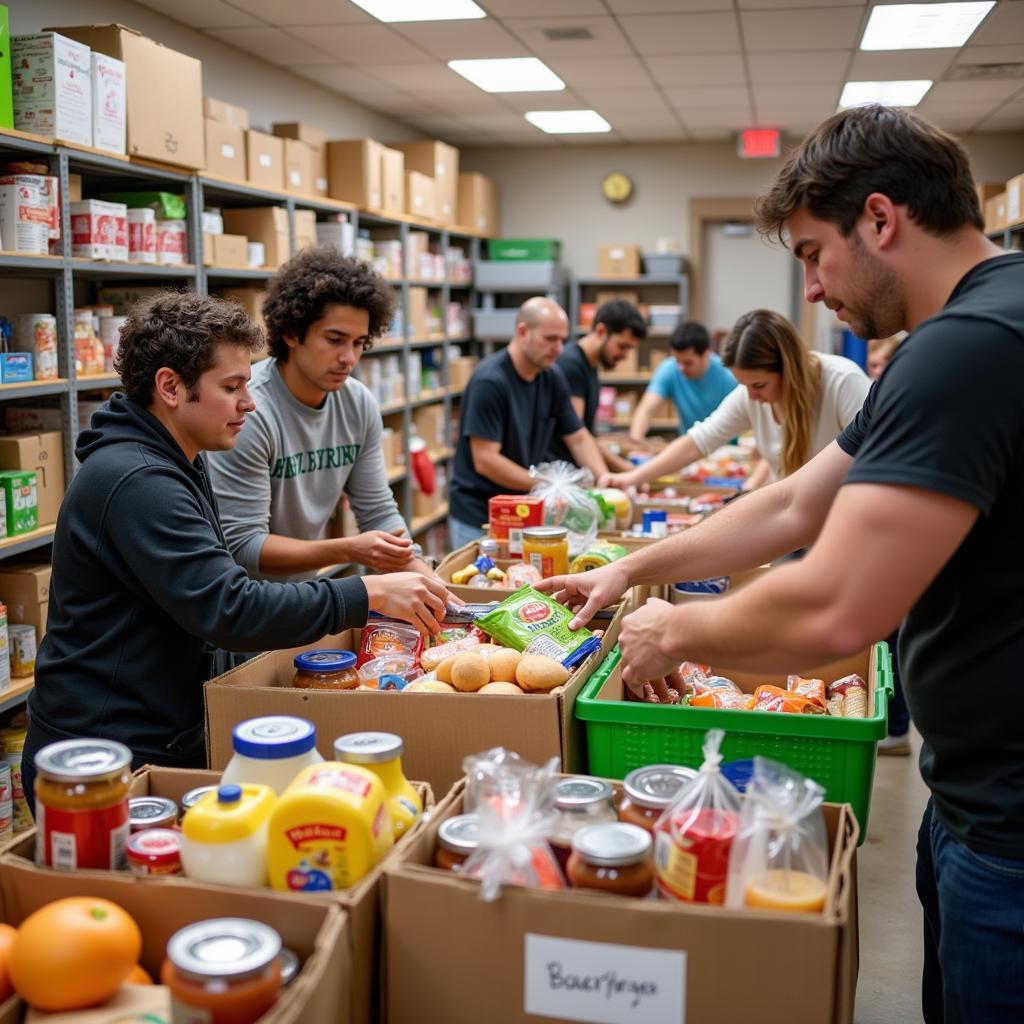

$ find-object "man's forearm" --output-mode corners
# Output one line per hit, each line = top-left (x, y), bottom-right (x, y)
(475, 451), (534, 491)
(566, 431), (607, 482)
(630, 433), (701, 485)
(259, 533), (348, 575)
(601, 446), (634, 472)
(408, 556), (439, 579)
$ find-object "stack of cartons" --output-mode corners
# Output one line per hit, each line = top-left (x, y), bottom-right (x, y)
(12, 32), (92, 145)
(273, 122), (328, 196)
(223, 207), (290, 270)
(396, 140), (458, 224)
(327, 139), (404, 213)
(457, 172), (499, 235)
(203, 96), (248, 180)
(245, 129), (284, 191)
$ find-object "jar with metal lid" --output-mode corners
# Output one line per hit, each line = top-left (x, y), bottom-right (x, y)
(129, 796), (179, 832)
(292, 650), (359, 691)
(181, 785), (218, 815)
(126, 828), (183, 876)
(34, 738), (132, 870)
(549, 777), (617, 870)
(522, 526), (569, 579)
(220, 716), (324, 795)
(279, 948), (300, 987)
(334, 732), (422, 838)
(566, 822), (655, 898)
(433, 813), (480, 872)
(479, 537), (500, 560)
(618, 765), (697, 834)
(161, 918), (282, 1024)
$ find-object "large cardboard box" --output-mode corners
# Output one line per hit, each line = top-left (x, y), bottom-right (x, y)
(222, 206), (290, 269)
(273, 121), (327, 149)
(383, 782), (859, 1024)
(0, 562), (50, 637)
(448, 355), (477, 391)
(90, 51), (126, 155)
(211, 232), (248, 267)
(395, 140), (458, 223)
(215, 285), (267, 334)
(245, 129), (285, 191)
(412, 402), (445, 450)
(204, 118), (246, 179)
(0, 431), (63, 527)
(12, 32), (92, 145)
(405, 170), (436, 220)
(381, 146), (405, 213)
(457, 171), (499, 235)
(204, 95), (249, 128)
(284, 138), (314, 194)
(327, 139), (384, 208)
(50, 24), (204, 169)
(294, 208), (317, 252)
(598, 243), (641, 278)
(985, 192), (1008, 233)
(1005, 173), (1024, 226)
(407, 285), (429, 338)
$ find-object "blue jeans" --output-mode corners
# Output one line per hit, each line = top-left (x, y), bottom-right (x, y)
(916, 798), (1024, 1023)
(448, 516), (483, 551)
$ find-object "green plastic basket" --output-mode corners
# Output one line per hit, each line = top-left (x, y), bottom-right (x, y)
(488, 238), (561, 261)
(576, 642), (894, 844)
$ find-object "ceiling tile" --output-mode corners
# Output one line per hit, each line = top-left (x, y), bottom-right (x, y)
(483, 0), (606, 13)
(606, 0), (734, 12)
(134, 0), (263, 28)
(956, 43), (1024, 65)
(618, 125), (690, 140)
(544, 56), (655, 87)
(290, 64), (395, 92)
(503, 16), (634, 56)
(203, 26), (333, 65)
(755, 83), (841, 105)
(681, 107), (754, 128)
(747, 50), (848, 84)
(618, 12), (742, 53)
(969, 1), (1024, 46)
(645, 53), (747, 86)
(461, 113), (540, 132)
(975, 112), (1024, 130)
(355, 93), (449, 116)
(356, 62), (472, 90)
(738, 0), (866, 7)
(688, 127), (734, 139)
(561, 131), (626, 143)
(604, 111), (684, 129)
(499, 89), (591, 111)
(927, 79), (1024, 103)
(740, 7), (866, 52)
(391, 20), (529, 59)
(664, 84), (751, 109)
(232, 0), (373, 25)
(847, 49), (958, 81)
(574, 87), (673, 112)
(285, 24), (431, 62)
(415, 90), (516, 114)
(755, 102), (837, 124)
(917, 98), (1005, 115)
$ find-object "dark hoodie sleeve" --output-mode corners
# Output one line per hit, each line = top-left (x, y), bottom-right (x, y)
(103, 464), (369, 651)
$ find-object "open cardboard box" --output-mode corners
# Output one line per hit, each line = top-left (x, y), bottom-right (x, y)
(0, 846), (348, 1024)
(382, 779), (859, 1024)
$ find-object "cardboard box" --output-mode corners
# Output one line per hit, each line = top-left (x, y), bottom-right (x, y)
(0, 432), (64, 527)
(284, 137), (314, 193)
(312, 146), (329, 197)
(485, 494), (545, 556)
(245, 129), (285, 191)
(395, 140), (458, 223)
(0, 562), (50, 638)
(51, 24), (204, 169)
(215, 285), (268, 344)
(381, 146), (405, 213)
(976, 181), (1004, 210)
(327, 139), (384, 208)
(0, 837), (350, 1024)
(68, 172), (82, 202)
(211, 232), (248, 267)
(383, 783), (859, 1024)
(12, 32), (92, 145)
(448, 355), (476, 391)
(405, 170), (436, 220)
(985, 192), (1008, 233)
(457, 171), (498, 235)
(598, 243), (641, 278)
(90, 51), (125, 155)
(0, 471), (38, 536)
(406, 286), (429, 338)
(0, 6), (12, 130)
(1005, 173), (1024, 226)
(413, 403), (445, 451)
(204, 95), (249, 129)
(70, 198), (128, 260)
(204, 118), (246, 179)
(294, 208), (317, 252)
(273, 121), (327, 150)
(413, 484), (441, 520)
(223, 206), (290, 269)
(0, 353), (31, 384)
(380, 427), (396, 470)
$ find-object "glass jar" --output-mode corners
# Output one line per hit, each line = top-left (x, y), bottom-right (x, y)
(292, 650), (359, 690)
(126, 828), (183, 876)
(34, 738), (132, 870)
(162, 918), (282, 1024)
(333, 732), (422, 838)
(618, 765), (697, 834)
(128, 796), (179, 832)
(433, 813), (480, 872)
(522, 526), (570, 579)
(220, 716), (323, 795)
(549, 777), (617, 871)
(181, 785), (217, 815)
(566, 823), (655, 898)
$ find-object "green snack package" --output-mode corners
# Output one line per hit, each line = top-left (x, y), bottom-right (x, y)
(474, 585), (602, 669)
(101, 191), (188, 220)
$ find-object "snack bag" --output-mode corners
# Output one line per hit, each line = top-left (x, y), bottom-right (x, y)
(420, 634), (482, 672)
(653, 729), (742, 903)
(827, 673), (869, 718)
(357, 654), (418, 689)
(690, 690), (755, 711)
(506, 562), (543, 588)
(357, 619), (423, 668)
(691, 674), (742, 697)
(475, 585), (602, 670)
(460, 748), (566, 901)
(678, 661), (712, 695)
(725, 757), (829, 914)
(753, 685), (826, 715)
(529, 460), (601, 555)
(786, 675), (827, 709)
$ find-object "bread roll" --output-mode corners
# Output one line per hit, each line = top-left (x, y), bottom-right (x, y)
(405, 680), (455, 693)
(516, 654), (570, 693)
(450, 653), (490, 692)
(478, 681), (524, 695)
(487, 648), (523, 683)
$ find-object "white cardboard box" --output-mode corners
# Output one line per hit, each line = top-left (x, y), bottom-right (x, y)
(70, 198), (127, 260)
(12, 32), (92, 146)
(90, 51), (126, 155)
(0, 177), (54, 255)
(127, 207), (156, 263)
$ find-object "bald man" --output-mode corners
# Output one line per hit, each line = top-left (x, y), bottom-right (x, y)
(448, 297), (608, 547)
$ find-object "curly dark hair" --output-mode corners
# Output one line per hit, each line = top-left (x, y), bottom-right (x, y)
(262, 247), (397, 362)
(115, 291), (264, 406)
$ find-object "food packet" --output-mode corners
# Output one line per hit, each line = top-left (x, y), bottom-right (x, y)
(675, 576), (730, 595)
(506, 562), (542, 588)
(460, 747), (566, 901)
(786, 675), (827, 709)
(753, 685), (826, 715)
(678, 661), (711, 694)
(529, 460), (601, 555)
(475, 585), (602, 670)
(690, 690), (755, 710)
(420, 634), (482, 672)
(653, 729), (742, 902)
(827, 674), (869, 718)
(357, 654), (417, 689)
(691, 674), (742, 697)
(357, 619), (423, 669)
(725, 757), (829, 914)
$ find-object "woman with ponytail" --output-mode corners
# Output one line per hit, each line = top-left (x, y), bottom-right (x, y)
(600, 309), (869, 490)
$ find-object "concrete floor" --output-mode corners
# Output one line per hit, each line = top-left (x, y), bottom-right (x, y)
(855, 728), (931, 1024)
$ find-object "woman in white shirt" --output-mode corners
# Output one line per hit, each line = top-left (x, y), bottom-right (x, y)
(600, 309), (870, 490)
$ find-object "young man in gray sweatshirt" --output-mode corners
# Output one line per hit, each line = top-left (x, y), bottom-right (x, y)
(207, 247), (434, 582)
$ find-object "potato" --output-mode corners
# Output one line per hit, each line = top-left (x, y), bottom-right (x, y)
(450, 653), (490, 692)
(487, 648), (523, 683)
(478, 681), (524, 695)
(404, 680), (455, 693)
(436, 655), (458, 684)
(516, 654), (570, 693)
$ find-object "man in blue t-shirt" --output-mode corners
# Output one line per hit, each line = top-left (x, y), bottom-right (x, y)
(628, 320), (736, 445)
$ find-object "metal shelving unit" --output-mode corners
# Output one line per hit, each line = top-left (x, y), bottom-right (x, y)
(987, 223), (1024, 249)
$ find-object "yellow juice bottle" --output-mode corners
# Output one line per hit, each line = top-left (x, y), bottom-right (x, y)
(334, 732), (423, 839)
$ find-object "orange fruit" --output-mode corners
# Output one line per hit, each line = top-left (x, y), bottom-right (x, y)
(125, 963), (153, 986)
(0, 923), (16, 1002)
(11, 898), (141, 1011)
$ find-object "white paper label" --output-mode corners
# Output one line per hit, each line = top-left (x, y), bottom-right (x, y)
(221, 143), (235, 159)
(259, 153), (272, 168)
(290, 170), (301, 186)
(524, 934), (686, 1024)
(316, 177), (328, 191)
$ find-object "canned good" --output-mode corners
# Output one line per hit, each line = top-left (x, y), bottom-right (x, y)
(128, 796), (179, 832)
(433, 813), (480, 872)
(641, 509), (668, 537)
(0, 762), (12, 842)
(618, 765), (697, 834)
(549, 777), (618, 871)
(180, 785), (217, 814)
(567, 822), (654, 898)
(126, 828), (183, 876)
(7, 623), (36, 678)
(279, 948), (300, 987)
(0, 725), (32, 831)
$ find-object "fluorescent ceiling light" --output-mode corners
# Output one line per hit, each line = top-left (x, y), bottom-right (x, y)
(449, 58), (564, 93)
(525, 110), (612, 134)
(860, 2), (994, 50)
(839, 80), (933, 108)
(351, 0), (486, 22)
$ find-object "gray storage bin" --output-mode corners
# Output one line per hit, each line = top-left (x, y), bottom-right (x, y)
(473, 260), (567, 292)
(642, 253), (685, 276)
(472, 309), (519, 339)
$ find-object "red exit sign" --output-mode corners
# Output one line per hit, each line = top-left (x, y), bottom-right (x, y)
(738, 128), (781, 158)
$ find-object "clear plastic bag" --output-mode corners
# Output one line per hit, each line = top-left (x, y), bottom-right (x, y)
(460, 747), (566, 901)
(653, 729), (742, 903)
(529, 461), (600, 555)
(725, 756), (829, 914)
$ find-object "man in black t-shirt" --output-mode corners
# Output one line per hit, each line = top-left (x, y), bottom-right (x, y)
(548, 299), (646, 470)
(448, 297), (608, 547)
(538, 106), (1024, 1023)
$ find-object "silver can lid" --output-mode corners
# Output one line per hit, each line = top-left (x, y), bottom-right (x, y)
(181, 785), (218, 812)
(622, 764), (697, 810)
(34, 738), (132, 784)
(571, 822), (652, 867)
(333, 732), (403, 764)
(522, 526), (568, 540)
(554, 776), (615, 811)
(437, 813), (481, 855)
(166, 918), (282, 982)
(279, 947), (300, 987)
(128, 796), (178, 829)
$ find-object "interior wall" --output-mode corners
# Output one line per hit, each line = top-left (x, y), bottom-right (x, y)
(11, 0), (416, 141)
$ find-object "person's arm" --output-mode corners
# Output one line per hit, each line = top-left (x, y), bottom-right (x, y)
(629, 389), (668, 446)
(570, 395), (586, 420)
(563, 428), (606, 483)
(470, 437), (535, 491)
(600, 432), (702, 489)
(599, 444), (635, 473)
(741, 458), (771, 492)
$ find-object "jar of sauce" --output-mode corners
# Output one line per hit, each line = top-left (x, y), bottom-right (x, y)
(333, 732), (422, 838)
(181, 785), (217, 815)
(220, 716), (323, 795)
(129, 796), (179, 832)
(618, 765), (696, 834)
(522, 526), (570, 579)
(433, 813), (480, 872)
(549, 777), (617, 871)
(34, 738), (132, 871)
(126, 828), (183, 876)
(566, 823), (654, 898)
(162, 918), (282, 1024)
(292, 650), (359, 691)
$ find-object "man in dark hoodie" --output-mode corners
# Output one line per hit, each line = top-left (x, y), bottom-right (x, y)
(24, 293), (450, 806)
